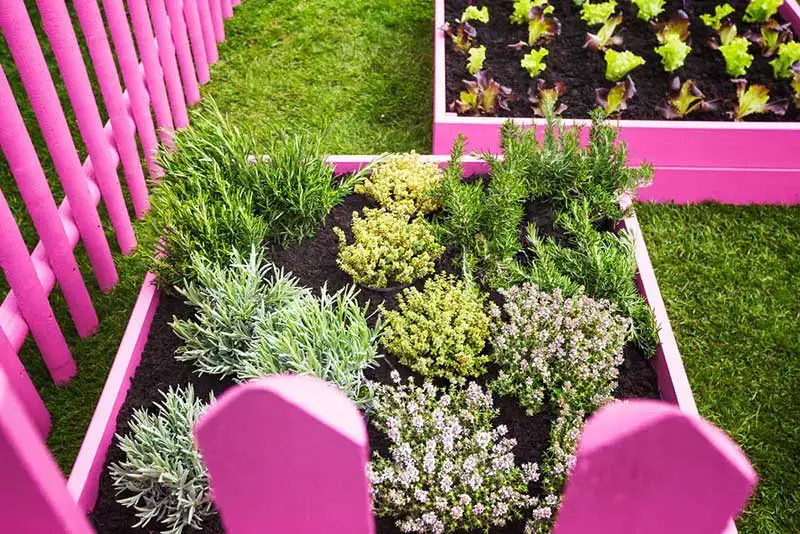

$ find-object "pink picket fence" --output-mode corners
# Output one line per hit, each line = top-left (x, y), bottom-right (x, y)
(0, 0), (238, 442)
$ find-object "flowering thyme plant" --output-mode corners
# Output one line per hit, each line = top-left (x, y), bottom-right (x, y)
(490, 284), (631, 415)
(368, 374), (539, 533)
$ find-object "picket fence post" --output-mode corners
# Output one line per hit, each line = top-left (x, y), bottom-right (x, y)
(0, 327), (49, 438)
(222, 0), (234, 19)
(163, 0), (202, 104)
(195, 375), (375, 534)
(197, 0), (220, 63)
(147, 0), (192, 128)
(209, 0), (226, 42)
(183, 0), (212, 84)
(553, 400), (758, 533)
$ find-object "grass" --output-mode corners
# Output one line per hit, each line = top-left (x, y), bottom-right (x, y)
(636, 203), (800, 534)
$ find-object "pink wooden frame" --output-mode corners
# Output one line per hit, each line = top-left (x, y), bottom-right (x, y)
(433, 0), (800, 205)
(65, 155), (699, 516)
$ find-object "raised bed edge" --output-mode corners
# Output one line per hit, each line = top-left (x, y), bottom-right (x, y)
(65, 156), (699, 519)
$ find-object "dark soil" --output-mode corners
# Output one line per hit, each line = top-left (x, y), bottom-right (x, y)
(90, 191), (658, 533)
(444, 0), (800, 121)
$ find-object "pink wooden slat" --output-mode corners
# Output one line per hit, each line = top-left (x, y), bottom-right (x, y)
(100, 0), (163, 177)
(0, 0), (118, 292)
(222, 0), (234, 19)
(553, 400), (757, 534)
(209, 0), (225, 42)
(0, 326), (50, 438)
(0, 371), (94, 534)
(197, 0), (220, 63)
(163, 0), (202, 104)
(74, 0), (150, 220)
(0, 188), (75, 385)
(232, 0), (241, 6)
(35, 0), (137, 255)
(146, 0), (191, 128)
(183, 0), (212, 83)
(195, 375), (374, 534)
(0, 66), (99, 339)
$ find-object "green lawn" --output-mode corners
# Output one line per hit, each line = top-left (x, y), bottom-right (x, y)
(0, 2), (798, 533)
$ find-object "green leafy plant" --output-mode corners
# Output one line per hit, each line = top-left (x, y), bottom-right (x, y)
(630, 0), (665, 21)
(743, 0), (783, 23)
(443, 21), (477, 53)
(729, 78), (788, 120)
(792, 65), (800, 108)
(658, 77), (717, 119)
(700, 3), (735, 31)
(368, 375), (539, 534)
(721, 36), (755, 76)
(655, 37), (691, 72)
(335, 208), (444, 288)
(529, 79), (568, 117)
(355, 152), (443, 216)
(380, 274), (491, 380)
(467, 45), (487, 75)
(653, 11), (691, 72)
(450, 71), (514, 115)
(595, 76), (637, 116)
(109, 386), (213, 534)
(604, 49), (645, 81)
(490, 283), (631, 415)
(522, 47), (550, 77)
(770, 41), (800, 78)
(581, 0), (618, 25)
(511, 0), (553, 24)
(527, 6), (562, 45)
(460, 5), (490, 24)
(747, 19), (793, 57)
(584, 14), (624, 50)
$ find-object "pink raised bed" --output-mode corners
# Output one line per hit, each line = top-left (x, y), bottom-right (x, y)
(433, 0), (800, 205)
(66, 156), (702, 524)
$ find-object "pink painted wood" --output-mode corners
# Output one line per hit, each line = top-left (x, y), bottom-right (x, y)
(0, 188), (75, 385)
(0, 0), (118, 292)
(209, 0), (226, 42)
(128, 0), (180, 140)
(222, 0), (234, 19)
(67, 273), (160, 511)
(232, 0), (241, 6)
(164, 0), (202, 104)
(183, 0), (212, 84)
(195, 375), (375, 534)
(0, 325), (50, 438)
(0, 67), (99, 339)
(147, 0), (191, 128)
(196, 0), (220, 63)
(553, 400), (757, 534)
(74, 0), (150, 219)
(0, 371), (94, 534)
(35, 0), (137, 254)
(100, 0), (162, 178)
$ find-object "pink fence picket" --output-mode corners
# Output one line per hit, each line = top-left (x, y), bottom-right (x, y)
(164, 0), (202, 105)
(0, 326), (49, 438)
(209, 0), (226, 42)
(197, 0), (220, 63)
(183, 0), (212, 84)
(223, 0), (234, 19)
(147, 0), (192, 127)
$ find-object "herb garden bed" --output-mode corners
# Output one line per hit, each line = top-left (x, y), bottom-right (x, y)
(434, 0), (800, 203)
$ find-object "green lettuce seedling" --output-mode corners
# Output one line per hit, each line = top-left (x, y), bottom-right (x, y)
(631, 0), (665, 21)
(748, 19), (793, 57)
(467, 45), (486, 75)
(460, 5), (490, 24)
(729, 78), (788, 120)
(595, 76), (637, 116)
(581, 0), (618, 26)
(510, 0), (553, 24)
(791, 66), (800, 107)
(700, 4), (735, 31)
(584, 14), (624, 50)
(522, 48), (550, 77)
(604, 49), (645, 81)
(770, 41), (800, 78)
(658, 77), (717, 118)
(653, 11), (691, 72)
(743, 0), (783, 23)
(710, 24), (754, 76)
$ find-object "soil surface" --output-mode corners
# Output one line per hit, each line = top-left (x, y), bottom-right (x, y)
(444, 0), (800, 121)
(90, 193), (658, 533)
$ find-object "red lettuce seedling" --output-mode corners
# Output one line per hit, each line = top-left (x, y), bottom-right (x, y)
(770, 41), (800, 78)
(700, 3), (735, 31)
(595, 76), (637, 117)
(584, 15), (624, 50)
(450, 71), (514, 116)
(743, 0), (783, 23)
(729, 78), (787, 120)
(653, 10), (690, 43)
(581, 0), (618, 26)
(529, 79), (568, 117)
(443, 22), (477, 53)
(657, 77), (717, 118)
(510, 0), (553, 25)
(653, 11), (692, 72)
(746, 19), (792, 57)
(527, 5), (562, 46)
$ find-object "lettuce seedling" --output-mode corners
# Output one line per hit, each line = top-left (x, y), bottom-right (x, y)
(451, 71), (514, 115)
(467, 45), (487, 75)
(604, 49), (645, 81)
(460, 5), (490, 24)
(791, 64), (800, 108)
(770, 41), (800, 78)
(658, 77), (717, 118)
(510, 0), (553, 25)
(529, 79), (568, 117)
(581, 0), (618, 26)
(653, 10), (690, 43)
(653, 11), (691, 72)
(729, 78), (788, 120)
(710, 25), (754, 77)
(595, 76), (637, 116)
(527, 5), (562, 45)
(743, 0), (783, 23)
(747, 19), (793, 57)
(631, 0), (665, 21)
(443, 22), (477, 53)
(700, 4), (735, 31)
(522, 48), (550, 77)
(584, 15), (624, 50)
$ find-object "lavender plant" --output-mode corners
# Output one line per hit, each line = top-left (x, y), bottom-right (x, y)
(368, 374), (540, 533)
(490, 283), (631, 415)
(109, 386), (213, 534)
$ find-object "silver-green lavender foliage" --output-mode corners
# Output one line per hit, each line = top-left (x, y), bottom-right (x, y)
(368, 373), (540, 534)
(172, 249), (381, 405)
(109, 386), (213, 534)
(490, 284), (631, 415)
